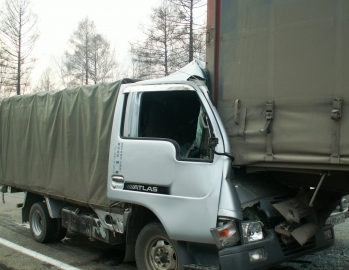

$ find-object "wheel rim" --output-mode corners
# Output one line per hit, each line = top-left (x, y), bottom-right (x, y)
(145, 236), (178, 270)
(32, 210), (43, 236)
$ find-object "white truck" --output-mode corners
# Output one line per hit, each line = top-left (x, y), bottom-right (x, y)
(1, 0), (349, 269)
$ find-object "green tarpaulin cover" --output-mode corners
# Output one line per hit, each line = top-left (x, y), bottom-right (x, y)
(0, 79), (135, 209)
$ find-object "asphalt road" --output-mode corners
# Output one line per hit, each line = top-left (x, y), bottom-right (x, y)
(0, 192), (136, 270)
(0, 192), (349, 270)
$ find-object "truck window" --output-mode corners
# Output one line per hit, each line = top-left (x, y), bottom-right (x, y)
(124, 90), (211, 159)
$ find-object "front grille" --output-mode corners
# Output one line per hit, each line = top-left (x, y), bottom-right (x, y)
(278, 235), (316, 256)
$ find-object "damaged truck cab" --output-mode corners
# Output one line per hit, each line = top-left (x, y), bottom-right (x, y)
(104, 62), (346, 269)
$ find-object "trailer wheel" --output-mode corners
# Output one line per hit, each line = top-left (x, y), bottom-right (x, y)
(136, 222), (179, 270)
(52, 218), (67, 241)
(29, 202), (56, 243)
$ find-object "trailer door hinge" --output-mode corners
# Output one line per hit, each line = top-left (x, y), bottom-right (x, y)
(331, 98), (342, 121)
(206, 31), (210, 43)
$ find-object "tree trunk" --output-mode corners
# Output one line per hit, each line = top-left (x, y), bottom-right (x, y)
(17, 6), (22, 95)
(188, 0), (194, 63)
(164, 10), (168, 76)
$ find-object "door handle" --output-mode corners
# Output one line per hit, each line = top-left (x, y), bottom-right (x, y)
(112, 175), (124, 183)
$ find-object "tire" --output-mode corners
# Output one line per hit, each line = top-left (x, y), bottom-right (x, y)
(52, 218), (67, 241)
(135, 222), (180, 270)
(29, 202), (56, 243)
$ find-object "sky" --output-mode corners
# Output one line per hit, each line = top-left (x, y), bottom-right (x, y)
(1, 0), (163, 86)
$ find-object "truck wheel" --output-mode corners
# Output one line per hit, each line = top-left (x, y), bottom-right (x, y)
(136, 222), (179, 270)
(29, 202), (56, 243)
(52, 218), (67, 241)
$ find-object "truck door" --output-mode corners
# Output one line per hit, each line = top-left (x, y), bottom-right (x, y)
(107, 83), (227, 243)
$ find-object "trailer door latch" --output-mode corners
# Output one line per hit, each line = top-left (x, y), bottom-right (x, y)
(260, 101), (274, 132)
(331, 98), (342, 121)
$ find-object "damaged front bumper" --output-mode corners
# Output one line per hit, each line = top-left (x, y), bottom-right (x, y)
(218, 225), (334, 270)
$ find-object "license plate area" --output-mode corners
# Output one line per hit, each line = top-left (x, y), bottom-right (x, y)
(326, 212), (345, 226)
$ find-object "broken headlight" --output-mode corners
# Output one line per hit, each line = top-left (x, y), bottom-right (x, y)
(340, 198), (348, 212)
(241, 221), (264, 244)
(210, 220), (239, 249)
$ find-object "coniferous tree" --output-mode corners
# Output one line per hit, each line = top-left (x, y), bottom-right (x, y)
(130, 0), (206, 79)
(63, 17), (119, 86)
(168, 0), (206, 62)
(0, 42), (11, 99)
(130, 2), (187, 79)
(0, 0), (39, 95)
(89, 34), (119, 84)
(33, 67), (56, 92)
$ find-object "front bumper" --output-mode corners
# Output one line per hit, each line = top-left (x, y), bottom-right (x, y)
(219, 226), (334, 270)
(345, 210), (349, 219)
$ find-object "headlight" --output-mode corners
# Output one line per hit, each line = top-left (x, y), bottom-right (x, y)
(241, 221), (264, 244)
(210, 220), (239, 249)
(340, 198), (348, 212)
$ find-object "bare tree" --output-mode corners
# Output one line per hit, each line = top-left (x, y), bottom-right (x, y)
(130, 2), (186, 79)
(64, 17), (95, 85)
(64, 17), (120, 86)
(53, 56), (78, 88)
(0, 42), (11, 99)
(33, 67), (56, 92)
(169, 0), (206, 62)
(89, 34), (119, 84)
(0, 0), (39, 95)
(191, 23), (206, 61)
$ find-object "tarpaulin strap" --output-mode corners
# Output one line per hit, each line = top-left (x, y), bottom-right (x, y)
(330, 98), (342, 164)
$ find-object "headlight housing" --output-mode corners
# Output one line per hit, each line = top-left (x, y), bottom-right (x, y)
(241, 221), (264, 244)
(210, 220), (239, 249)
(340, 198), (348, 212)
